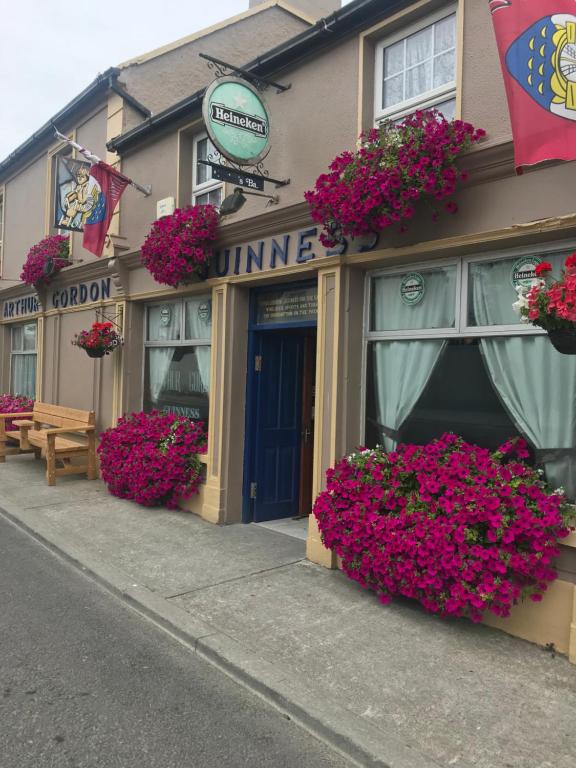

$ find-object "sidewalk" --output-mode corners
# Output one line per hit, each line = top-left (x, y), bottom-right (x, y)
(1, 455), (575, 768)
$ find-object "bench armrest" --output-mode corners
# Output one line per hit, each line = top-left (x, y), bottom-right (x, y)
(44, 426), (96, 435)
(11, 419), (35, 428)
(0, 411), (34, 421)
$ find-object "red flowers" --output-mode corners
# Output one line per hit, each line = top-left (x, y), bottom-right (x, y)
(72, 322), (123, 354)
(305, 110), (485, 248)
(514, 253), (576, 329)
(313, 435), (573, 622)
(97, 411), (207, 509)
(535, 262), (552, 276)
(0, 393), (34, 432)
(141, 205), (219, 287)
(21, 235), (70, 288)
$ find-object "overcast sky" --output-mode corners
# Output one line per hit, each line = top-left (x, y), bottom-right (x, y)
(0, 0), (352, 162)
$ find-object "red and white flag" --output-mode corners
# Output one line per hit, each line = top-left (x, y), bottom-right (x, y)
(491, 0), (576, 169)
(82, 162), (130, 257)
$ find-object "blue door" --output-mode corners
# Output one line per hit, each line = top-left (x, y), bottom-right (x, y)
(252, 332), (304, 522)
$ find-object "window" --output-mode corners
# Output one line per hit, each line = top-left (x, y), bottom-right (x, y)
(192, 134), (223, 207)
(364, 247), (576, 499)
(10, 322), (37, 398)
(143, 296), (212, 424)
(375, 6), (457, 124)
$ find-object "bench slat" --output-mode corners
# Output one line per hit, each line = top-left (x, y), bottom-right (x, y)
(34, 402), (95, 425)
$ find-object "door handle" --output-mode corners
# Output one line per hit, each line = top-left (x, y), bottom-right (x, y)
(302, 425), (312, 444)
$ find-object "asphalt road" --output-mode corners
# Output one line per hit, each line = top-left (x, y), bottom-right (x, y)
(0, 515), (350, 768)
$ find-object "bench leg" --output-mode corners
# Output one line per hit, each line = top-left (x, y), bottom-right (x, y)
(87, 432), (97, 480)
(46, 436), (56, 486)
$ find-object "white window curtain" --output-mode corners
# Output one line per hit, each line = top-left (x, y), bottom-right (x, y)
(480, 337), (576, 497)
(185, 298), (211, 394)
(147, 308), (180, 403)
(10, 355), (36, 398)
(372, 339), (446, 451)
(371, 266), (456, 331)
(472, 259), (576, 496)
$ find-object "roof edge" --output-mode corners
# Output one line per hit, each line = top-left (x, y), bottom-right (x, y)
(107, 0), (406, 155)
(117, 1), (314, 69)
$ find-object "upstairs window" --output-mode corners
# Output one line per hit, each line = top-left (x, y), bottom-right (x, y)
(192, 134), (223, 207)
(375, 6), (457, 124)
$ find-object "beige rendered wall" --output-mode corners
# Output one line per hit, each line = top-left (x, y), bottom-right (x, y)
(118, 6), (310, 116)
(1, 155), (47, 284)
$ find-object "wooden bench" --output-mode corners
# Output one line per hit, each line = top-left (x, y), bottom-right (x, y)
(0, 402), (97, 486)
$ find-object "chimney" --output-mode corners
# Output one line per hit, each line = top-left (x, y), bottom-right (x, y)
(249, 0), (341, 20)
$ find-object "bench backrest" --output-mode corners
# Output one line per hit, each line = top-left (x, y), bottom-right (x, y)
(33, 402), (95, 430)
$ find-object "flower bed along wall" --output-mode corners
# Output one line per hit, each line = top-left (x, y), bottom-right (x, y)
(98, 411), (206, 509)
(0, 394), (35, 432)
(313, 435), (574, 622)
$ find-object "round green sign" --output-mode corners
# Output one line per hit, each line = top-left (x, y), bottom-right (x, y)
(203, 77), (271, 166)
(400, 273), (426, 306)
(511, 256), (542, 290)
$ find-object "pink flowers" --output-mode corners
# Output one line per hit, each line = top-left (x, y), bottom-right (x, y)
(20, 235), (70, 288)
(313, 435), (573, 622)
(141, 205), (219, 287)
(97, 411), (207, 509)
(0, 393), (35, 432)
(514, 253), (576, 328)
(305, 110), (486, 247)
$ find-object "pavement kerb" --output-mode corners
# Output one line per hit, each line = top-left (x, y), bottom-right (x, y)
(0, 497), (456, 768)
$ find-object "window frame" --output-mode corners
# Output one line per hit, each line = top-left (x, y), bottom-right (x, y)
(9, 321), (37, 398)
(361, 240), (576, 442)
(192, 132), (224, 207)
(142, 296), (212, 413)
(374, 4), (458, 125)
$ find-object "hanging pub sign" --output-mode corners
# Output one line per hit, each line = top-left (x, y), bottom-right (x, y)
(202, 77), (271, 166)
(54, 156), (96, 232)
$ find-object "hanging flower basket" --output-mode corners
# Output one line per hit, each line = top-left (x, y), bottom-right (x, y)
(72, 322), (123, 358)
(513, 254), (576, 354)
(547, 328), (576, 355)
(304, 110), (486, 248)
(141, 204), (219, 288)
(20, 235), (70, 288)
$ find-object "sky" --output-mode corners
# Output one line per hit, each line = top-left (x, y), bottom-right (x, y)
(0, 0), (352, 162)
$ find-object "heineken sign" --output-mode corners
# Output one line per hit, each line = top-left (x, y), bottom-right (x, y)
(203, 77), (271, 166)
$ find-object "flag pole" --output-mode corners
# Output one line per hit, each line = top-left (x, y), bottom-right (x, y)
(52, 125), (152, 197)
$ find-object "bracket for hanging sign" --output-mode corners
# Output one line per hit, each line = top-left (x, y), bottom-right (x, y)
(198, 160), (289, 190)
(95, 307), (123, 332)
(199, 53), (291, 94)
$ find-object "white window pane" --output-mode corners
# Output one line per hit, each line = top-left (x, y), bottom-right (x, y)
(383, 73), (404, 108)
(144, 346), (210, 423)
(10, 354), (36, 398)
(209, 188), (222, 206)
(370, 266), (457, 331)
(23, 323), (36, 351)
(434, 14), (456, 53)
(147, 304), (181, 341)
(406, 26), (432, 67)
(435, 98), (456, 120)
(11, 326), (23, 352)
(196, 138), (211, 186)
(185, 296), (212, 340)
(406, 63), (431, 100)
(433, 49), (455, 89)
(384, 40), (404, 78)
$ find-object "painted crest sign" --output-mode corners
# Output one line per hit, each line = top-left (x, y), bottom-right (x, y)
(491, 1), (576, 168)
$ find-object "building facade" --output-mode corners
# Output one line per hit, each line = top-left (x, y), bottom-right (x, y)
(1, 0), (575, 659)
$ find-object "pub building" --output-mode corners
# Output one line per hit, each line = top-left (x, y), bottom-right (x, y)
(1, 0), (576, 659)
